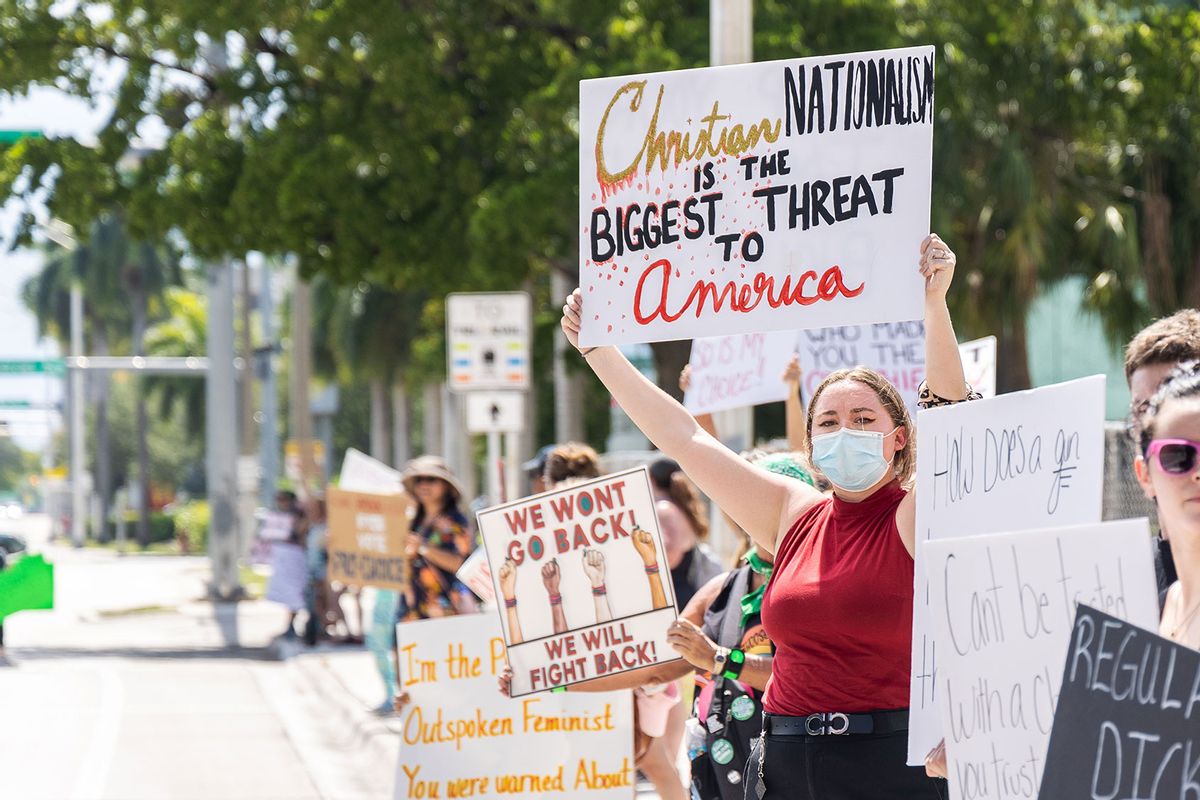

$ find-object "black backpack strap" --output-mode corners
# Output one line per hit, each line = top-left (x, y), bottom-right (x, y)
(706, 566), (753, 734)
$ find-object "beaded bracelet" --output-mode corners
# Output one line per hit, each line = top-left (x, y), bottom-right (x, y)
(504, 597), (517, 609)
(592, 584), (607, 596)
(644, 564), (659, 575)
(548, 593), (563, 605)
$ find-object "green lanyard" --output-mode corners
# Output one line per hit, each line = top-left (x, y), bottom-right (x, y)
(739, 547), (773, 628)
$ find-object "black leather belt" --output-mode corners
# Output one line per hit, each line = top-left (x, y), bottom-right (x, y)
(763, 709), (910, 737)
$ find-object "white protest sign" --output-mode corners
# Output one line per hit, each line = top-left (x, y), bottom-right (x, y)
(924, 519), (1159, 800)
(683, 331), (795, 414)
(958, 336), (997, 399)
(578, 46), (934, 346)
(476, 467), (680, 696)
(797, 320), (925, 414)
(259, 510), (294, 542)
(395, 614), (633, 799)
(339, 447), (405, 494)
(907, 375), (1106, 764)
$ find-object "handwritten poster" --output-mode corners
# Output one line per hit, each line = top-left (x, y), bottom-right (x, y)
(908, 376), (1106, 764)
(683, 331), (795, 414)
(958, 336), (997, 399)
(476, 468), (680, 697)
(1038, 606), (1200, 800)
(395, 614), (634, 799)
(797, 320), (925, 414)
(924, 521), (1159, 800)
(327, 486), (415, 592)
(578, 46), (934, 345)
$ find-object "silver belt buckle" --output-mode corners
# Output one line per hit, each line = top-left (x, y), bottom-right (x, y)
(804, 712), (850, 736)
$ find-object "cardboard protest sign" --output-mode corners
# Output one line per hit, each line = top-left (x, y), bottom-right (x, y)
(797, 320), (925, 414)
(924, 520), (1159, 800)
(579, 46), (934, 346)
(958, 335), (997, 399)
(908, 375), (1106, 764)
(1038, 605), (1200, 800)
(326, 485), (415, 592)
(683, 331), (795, 414)
(477, 468), (680, 696)
(395, 614), (634, 799)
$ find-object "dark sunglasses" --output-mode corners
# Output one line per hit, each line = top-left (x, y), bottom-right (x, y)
(412, 475), (441, 485)
(1145, 438), (1200, 476)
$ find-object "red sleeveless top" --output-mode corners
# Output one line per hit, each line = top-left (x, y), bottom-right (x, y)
(760, 480), (914, 715)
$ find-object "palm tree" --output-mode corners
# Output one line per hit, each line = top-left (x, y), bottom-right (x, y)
(22, 212), (178, 543)
(312, 276), (426, 465)
(143, 287), (207, 426)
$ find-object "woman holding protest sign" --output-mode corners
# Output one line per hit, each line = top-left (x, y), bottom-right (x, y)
(561, 233), (970, 798)
(399, 455), (477, 620)
(1136, 361), (1200, 649)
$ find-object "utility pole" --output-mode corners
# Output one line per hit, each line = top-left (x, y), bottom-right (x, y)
(551, 268), (584, 443)
(707, 0), (754, 563)
(258, 259), (280, 508)
(289, 266), (315, 495)
(69, 284), (86, 547)
(206, 258), (242, 598)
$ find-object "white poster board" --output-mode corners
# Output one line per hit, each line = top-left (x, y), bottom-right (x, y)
(958, 335), (997, 399)
(339, 448), (405, 494)
(578, 46), (934, 346)
(476, 468), (680, 696)
(924, 520), (1159, 800)
(683, 332), (795, 414)
(395, 614), (634, 799)
(907, 375), (1106, 764)
(797, 320), (925, 414)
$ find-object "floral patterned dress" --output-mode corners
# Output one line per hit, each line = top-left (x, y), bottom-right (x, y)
(399, 508), (478, 620)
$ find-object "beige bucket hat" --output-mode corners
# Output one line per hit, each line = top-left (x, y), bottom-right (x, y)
(401, 455), (465, 500)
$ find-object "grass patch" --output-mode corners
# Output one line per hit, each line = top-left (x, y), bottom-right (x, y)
(239, 565), (268, 600)
(98, 604), (175, 618)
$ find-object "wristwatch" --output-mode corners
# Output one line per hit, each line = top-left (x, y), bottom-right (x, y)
(712, 646), (730, 674)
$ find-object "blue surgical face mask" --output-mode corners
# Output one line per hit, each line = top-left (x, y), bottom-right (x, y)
(811, 427), (898, 492)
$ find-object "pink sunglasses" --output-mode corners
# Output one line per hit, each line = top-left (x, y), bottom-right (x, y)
(1145, 438), (1200, 476)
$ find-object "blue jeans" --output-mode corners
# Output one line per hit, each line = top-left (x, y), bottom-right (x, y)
(366, 590), (399, 703)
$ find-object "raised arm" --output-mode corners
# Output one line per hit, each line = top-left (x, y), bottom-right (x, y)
(782, 355), (808, 453)
(920, 233), (967, 403)
(897, 233), (967, 554)
(679, 365), (719, 439)
(561, 292), (822, 553)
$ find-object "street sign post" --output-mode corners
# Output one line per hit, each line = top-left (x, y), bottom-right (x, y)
(0, 359), (65, 376)
(445, 292), (531, 391)
(465, 392), (525, 434)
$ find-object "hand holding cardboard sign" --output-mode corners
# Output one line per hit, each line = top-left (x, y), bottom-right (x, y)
(781, 354), (802, 385)
(666, 617), (718, 671)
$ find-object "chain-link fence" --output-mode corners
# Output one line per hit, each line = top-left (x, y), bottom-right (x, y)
(1102, 422), (1158, 524)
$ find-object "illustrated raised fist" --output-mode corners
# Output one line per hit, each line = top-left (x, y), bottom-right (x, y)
(581, 547), (606, 588)
(499, 558), (518, 601)
(541, 558), (561, 594)
(631, 527), (658, 566)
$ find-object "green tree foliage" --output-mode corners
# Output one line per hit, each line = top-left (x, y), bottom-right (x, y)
(143, 286), (207, 425)
(1, 0), (1197, 402)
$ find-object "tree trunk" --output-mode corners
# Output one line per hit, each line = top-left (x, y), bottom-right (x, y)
(93, 328), (112, 541)
(550, 269), (584, 443)
(133, 290), (151, 548)
(1141, 155), (1177, 315)
(650, 340), (693, 402)
(369, 379), (391, 463)
(422, 382), (443, 456)
(996, 317), (1032, 394)
(391, 381), (411, 468)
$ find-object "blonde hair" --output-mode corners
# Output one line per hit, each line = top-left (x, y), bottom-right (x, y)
(805, 367), (915, 487)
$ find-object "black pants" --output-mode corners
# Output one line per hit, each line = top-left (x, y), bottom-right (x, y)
(745, 729), (948, 800)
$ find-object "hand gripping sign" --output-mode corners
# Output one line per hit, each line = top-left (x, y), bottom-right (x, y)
(476, 467), (681, 696)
